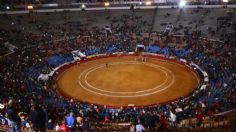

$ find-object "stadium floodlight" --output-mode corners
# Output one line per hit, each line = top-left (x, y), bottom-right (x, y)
(27, 5), (34, 10)
(145, 1), (152, 6)
(81, 4), (86, 11)
(222, 0), (228, 3)
(104, 2), (110, 7)
(6, 6), (10, 10)
(179, 0), (186, 8)
(81, 4), (86, 9)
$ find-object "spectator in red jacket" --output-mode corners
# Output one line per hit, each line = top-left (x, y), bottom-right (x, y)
(60, 121), (69, 132)
(159, 114), (168, 131)
(196, 110), (203, 127)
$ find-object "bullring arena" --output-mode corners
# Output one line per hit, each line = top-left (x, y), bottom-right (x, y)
(1, 2), (236, 131)
(56, 54), (200, 107)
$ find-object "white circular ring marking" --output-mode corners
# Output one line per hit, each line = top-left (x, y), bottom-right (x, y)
(83, 61), (170, 94)
(78, 61), (175, 97)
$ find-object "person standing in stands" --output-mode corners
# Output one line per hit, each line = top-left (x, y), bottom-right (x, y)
(135, 120), (145, 132)
(29, 102), (47, 132)
(47, 119), (54, 131)
(196, 109), (203, 127)
(59, 121), (69, 132)
(66, 112), (75, 131)
(82, 118), (90, 132)
(6, 99), (21, 132)
(130, 122), (136, 132)
(159, 113), (168, 131)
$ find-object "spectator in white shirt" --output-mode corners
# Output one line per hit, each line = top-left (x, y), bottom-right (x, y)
(136, 121), (145, 132)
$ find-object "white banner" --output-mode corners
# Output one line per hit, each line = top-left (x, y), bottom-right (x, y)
(38, 74), (49, 81)
(71, 50), (86, 60)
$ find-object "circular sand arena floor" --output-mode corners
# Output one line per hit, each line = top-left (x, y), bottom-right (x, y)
(56, 56), (200, 107)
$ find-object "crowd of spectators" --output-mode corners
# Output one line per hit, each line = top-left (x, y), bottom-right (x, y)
(0, 8), (236, 131)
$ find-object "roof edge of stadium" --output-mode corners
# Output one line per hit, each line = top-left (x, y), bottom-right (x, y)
(1, 4), (236, 15)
